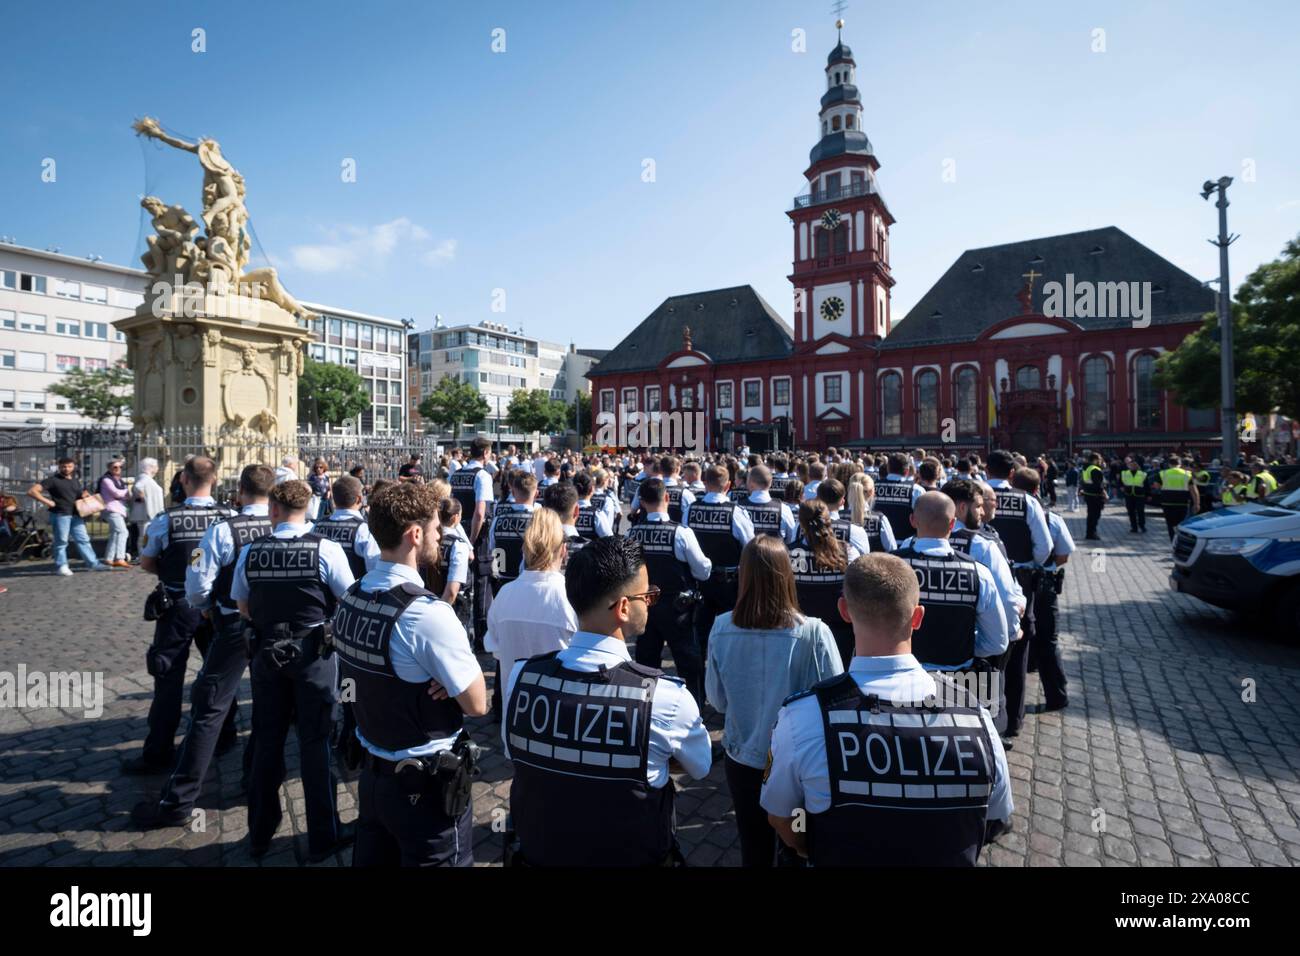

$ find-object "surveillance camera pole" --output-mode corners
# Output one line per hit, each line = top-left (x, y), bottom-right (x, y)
(1206, 176), (1238, 465)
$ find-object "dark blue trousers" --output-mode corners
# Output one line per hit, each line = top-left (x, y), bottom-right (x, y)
(143, 601), (236, 765)
(248, 648), (341, 855)
(155, 615), (249, 814)
(353, 765), (473, 867)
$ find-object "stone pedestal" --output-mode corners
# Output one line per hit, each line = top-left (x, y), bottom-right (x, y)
(114, 289), (311, 436)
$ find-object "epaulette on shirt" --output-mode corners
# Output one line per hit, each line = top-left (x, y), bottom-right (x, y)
(781, 687), (817, 707)
(397, 581), (438, 601)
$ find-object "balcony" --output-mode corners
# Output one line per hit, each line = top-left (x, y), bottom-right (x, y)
(1002, 388), (1058, 409)
(792, 177), (875, 210)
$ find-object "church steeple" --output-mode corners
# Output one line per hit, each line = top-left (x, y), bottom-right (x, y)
(813, 19), (874, 169)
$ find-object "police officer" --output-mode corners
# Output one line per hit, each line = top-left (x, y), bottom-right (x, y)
(131, 463), (275, 826)
(448, 436), (497, 647)
(627, 477), (712, 706)
(502, 535), (712, 865)
(1080, 452), (1106, 540)
(1152, 454), (1198, 540)
(312, 475), (380, 578)
(1249, 459), (1279, 501)
(542, 481), (587, 565)
(1120, 456), (1148, 533)
(435, 497), (472, 613)
(858, 475), (898, 554)
(941, 479), (1024, 646)
(789, 499), (863, 666)
(685, 463), (755, 682)
(894, 491), (1009, 674)
(761, 553), (1013, 865)
(127, 455), (235, 774)
(682, 460), (706, 496)
(739, 464), (798, 542)
(232, 479), (355, 860)
(875, 451), (924, 544)
(630, 455), (695, 523)
(487, 470), (537, 593)
(815, 478), (872, 555)
(1192, 459), (1214, 513)
(590, 467), (622, 535)
(1010, 467), (1070, 712)
(332, 481), (489, 866)
(985, 451), (1052, 740)
(572, 471), (614, 543)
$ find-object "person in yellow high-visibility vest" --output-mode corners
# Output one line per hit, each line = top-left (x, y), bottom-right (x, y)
(1220, 471), (1246, 507)
(1119, 455), (1147, 533)
(1080, 452), (1106, 540)
(1192, 459), (1213, 514)
(1151, 455), (1199, 540)
(1249, 460), (1279, 501)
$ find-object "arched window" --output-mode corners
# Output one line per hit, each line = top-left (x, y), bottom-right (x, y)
(1186, 405), (1216, 430)
(1133, 353), (1161, 429)
(955, 367), (978, 434)
(822, 120), (828, 135)
(915, 370), (939, 434)
(880, 372), (902, 436)
(831, 115), (842, 132)
(1081, 355), (1109, 432)
(1015, 364), (1041, 390)
(846, 115), (854, 129)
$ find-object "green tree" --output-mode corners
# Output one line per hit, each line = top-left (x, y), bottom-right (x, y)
(1156, 233), (1300, 421)
(418, 374), (491, 441)
(570, 391), (593, 443)
(507, 388), (569, 436)
(49, 360), (133, 427)
(298, 357), (371, 430)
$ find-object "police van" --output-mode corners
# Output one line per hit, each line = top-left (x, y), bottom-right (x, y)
(1169, 475), (1300, 634)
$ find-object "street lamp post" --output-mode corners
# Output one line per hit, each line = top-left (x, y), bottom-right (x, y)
(1202, 176), (1239, 465)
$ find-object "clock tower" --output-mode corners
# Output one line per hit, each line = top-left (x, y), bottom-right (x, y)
(787, 20), (895, 349)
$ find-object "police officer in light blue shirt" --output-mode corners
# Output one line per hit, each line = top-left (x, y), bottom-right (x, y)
(131, 463), (275, 827)
(894, 492), (1010, 670)
(762, 552), (1012, 865)
(231, 479), (355, 861)
(940, 479), (1025, 636)
(129, 456), (234, 774)
(816, 479), (872, 556)
(742, 465), (798, 543)
(312, 475), (381, 579)
(332, 481), (488, 866)
(502, 536), (712, 865)
(572, 471), (615, 540)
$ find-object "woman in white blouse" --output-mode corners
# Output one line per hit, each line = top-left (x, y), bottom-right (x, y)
(484, 507), (578, 722)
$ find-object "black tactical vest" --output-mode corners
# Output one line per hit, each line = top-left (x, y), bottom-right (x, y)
(562, 532), (588, 571)
(620, 477), (642, 506)
(787, 537), (849, 625)
(728, 488), (751, 504)
(874, 478), (916, 543)
(449, 464), (484, 537)
(313, 514), (367, 579)
(243, 534), (333, 632)
(211, 512), (273, 613)
(490, 506), (533, 582)
(506, 653), (673, 866)
(989, 486), (1033, 564)
(159, 503), (230, 590)
(685, 499), (742, 570)
(803, 672), (993, 866)
(332, 582), (464, 753)
(949, 526), (976, 556)
(664, 485), (686, 524)
(895, 544), (981, 667)
(769, 475), (790, 497)
(626, 521), (692, 599)
(978, 525), (1009, 562)
(739, 497), (783, 537)
(863, 510), (887, 553)
(830, 517), (855, 546)
(575, 502), (601, 541)
(438, 529), (471, 592)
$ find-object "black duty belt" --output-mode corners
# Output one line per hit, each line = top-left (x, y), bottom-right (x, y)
(709, 567), (739, 581)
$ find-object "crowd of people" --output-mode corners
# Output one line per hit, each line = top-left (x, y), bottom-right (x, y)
(11, 437), (1294, 866)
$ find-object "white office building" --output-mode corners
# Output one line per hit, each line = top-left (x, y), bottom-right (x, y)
(301, 303), (407, 434)
(0, 242), (143, 432)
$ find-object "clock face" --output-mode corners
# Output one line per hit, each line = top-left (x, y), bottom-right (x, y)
(821, 208), (842, 230)
(820, 296), (846, 321)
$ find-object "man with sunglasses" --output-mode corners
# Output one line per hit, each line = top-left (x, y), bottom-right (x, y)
(502, 536), (712, 866)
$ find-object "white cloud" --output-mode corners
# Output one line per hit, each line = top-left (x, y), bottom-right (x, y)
(289, 217), (452, 273)
(423, 239), (458, 265)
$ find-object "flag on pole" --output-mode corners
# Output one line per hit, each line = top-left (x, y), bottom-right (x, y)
(987, 380), (998, 428)
(1064, 375), (1075, 430)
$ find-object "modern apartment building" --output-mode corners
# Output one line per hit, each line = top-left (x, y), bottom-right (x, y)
(0, 242), (143, 432)
(300, 303), (408, 435)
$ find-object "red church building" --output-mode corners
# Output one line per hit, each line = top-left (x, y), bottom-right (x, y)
(587, 31), (1220, 459)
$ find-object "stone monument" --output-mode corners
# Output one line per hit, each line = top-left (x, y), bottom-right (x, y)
(113, 118), (314, 461)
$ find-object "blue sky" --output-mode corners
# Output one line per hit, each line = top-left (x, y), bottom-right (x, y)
(2, 0), (1297, 348)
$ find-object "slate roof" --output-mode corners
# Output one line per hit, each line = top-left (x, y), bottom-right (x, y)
(883, 226), (1215, 350)
(810, 129), (875, 165)
(588, 285), (794, 377)
(576, 348), (609, 360)
(827, 42), (854, 65)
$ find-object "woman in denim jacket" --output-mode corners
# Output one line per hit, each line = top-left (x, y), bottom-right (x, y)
(705, 535), (843, 866)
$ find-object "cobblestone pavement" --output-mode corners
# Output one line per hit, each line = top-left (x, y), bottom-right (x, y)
(2, 501), (1299, 867)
